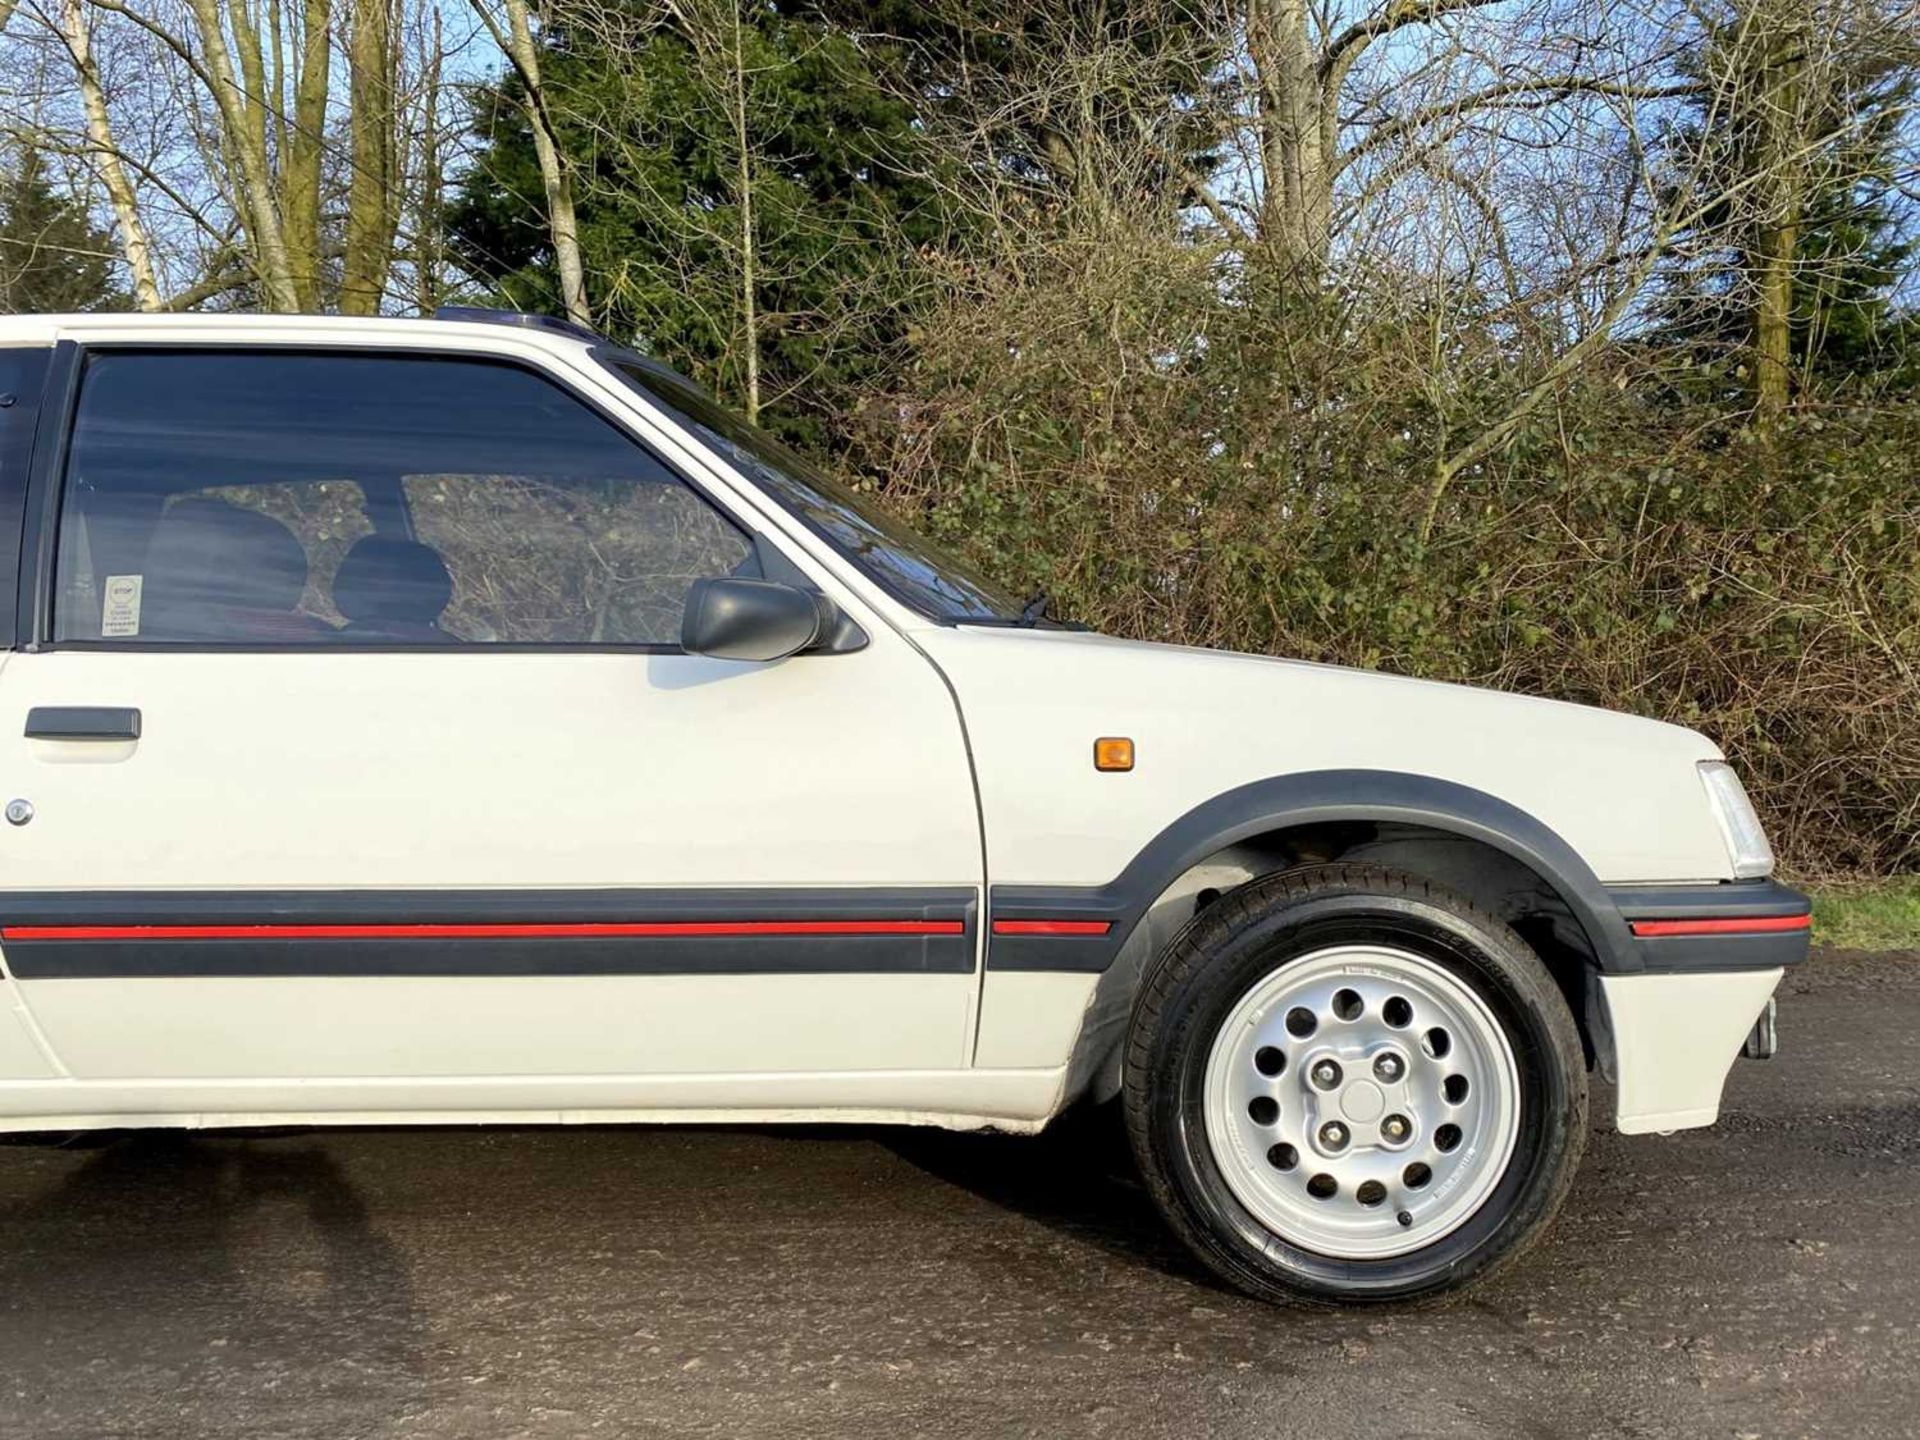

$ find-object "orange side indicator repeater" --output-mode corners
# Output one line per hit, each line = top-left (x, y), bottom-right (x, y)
(1093, 737), (1135, 772)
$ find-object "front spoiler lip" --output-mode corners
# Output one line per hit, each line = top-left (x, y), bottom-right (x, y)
(1605, 878), (1812, 973)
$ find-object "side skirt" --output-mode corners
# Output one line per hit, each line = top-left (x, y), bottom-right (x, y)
(0, 1066), (1070, 1136)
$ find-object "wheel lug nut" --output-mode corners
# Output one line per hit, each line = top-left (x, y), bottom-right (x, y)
(1311, 1060), (1342, 1089)
(1381, 1114), (1411, 1143)
(1318, 1121), (1349, 1151)
(1373, 1053), (1404, 1082)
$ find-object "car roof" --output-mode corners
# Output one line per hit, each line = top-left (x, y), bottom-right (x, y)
(0, 310), (598, 353)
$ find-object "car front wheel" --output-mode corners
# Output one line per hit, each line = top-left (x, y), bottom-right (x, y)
(1124, 863), (1587, 1305)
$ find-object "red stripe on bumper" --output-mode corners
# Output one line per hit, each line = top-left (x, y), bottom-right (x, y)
(991, 919), (1113, 937)
(0, 919), (966, 942)
(1629, 914), (1811, 938)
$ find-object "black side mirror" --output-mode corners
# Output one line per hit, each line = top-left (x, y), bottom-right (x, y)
(681, 578), (853, 661)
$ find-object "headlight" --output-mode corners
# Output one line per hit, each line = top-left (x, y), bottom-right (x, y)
(1697, 761), (1775, 879)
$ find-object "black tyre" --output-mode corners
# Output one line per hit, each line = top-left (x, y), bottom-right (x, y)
(1123, 863), (1587, 1305)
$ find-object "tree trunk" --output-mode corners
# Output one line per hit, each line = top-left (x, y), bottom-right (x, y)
(1752, 209), (1797, 417)
(1749, 15), (1806, 421)
(725, 0), (758, 421)
(61, 0), (162, 310)
(281, 0), (331, 309)
(414, 6), (445, 314)
(1246, 0), (1333, 284)
(341, 0), (397, 313)
(183, 0), (301, 310)
(501, 0), (589, 325)
(227, 0), (272, 209)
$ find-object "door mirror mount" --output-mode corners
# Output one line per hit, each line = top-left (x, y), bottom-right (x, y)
(680, 578), (863, 662)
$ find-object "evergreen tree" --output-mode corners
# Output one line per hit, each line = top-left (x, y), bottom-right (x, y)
(800, 0), (1230, 200)
(0, 148), (125, 314)
(1787, 102), (1917, 388)
(447, 2), (945, 451)
(445, 0), (1230, 450)
(1652, 1), (1916, 399)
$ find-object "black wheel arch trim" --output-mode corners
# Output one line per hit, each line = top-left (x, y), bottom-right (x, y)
(989, 768), (1640, 975)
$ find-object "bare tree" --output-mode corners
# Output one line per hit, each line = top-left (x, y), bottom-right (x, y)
(1196, 1), (1707, 286)
(470, 0), (589, 324)
(343, 0), (400, 311)
(283, 0), (333, 306)
(681, 0), (762, 419)
(56, 0), (159, 307)
(3, 0), (462, 311)
(409, 1), (446, 312)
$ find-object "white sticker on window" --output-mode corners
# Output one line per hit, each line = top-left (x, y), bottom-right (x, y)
(101, 574), (143, 637)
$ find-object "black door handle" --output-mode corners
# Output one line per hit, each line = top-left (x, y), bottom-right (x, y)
(25, 706), (142, 741)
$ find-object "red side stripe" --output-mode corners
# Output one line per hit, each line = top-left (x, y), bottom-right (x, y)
(1629, 914), (1811, 938)
(0, 920), (965, 942)
(991, 919), (1113, 937)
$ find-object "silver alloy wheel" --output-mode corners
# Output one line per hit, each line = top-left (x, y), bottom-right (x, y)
(1202, 944), (1521, 1260)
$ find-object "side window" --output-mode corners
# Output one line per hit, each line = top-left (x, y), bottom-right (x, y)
(61, 481), (374, 638)
(403, 473), (746, 644)
(191, 482), (375, 627)
(53, 351), (755, 646)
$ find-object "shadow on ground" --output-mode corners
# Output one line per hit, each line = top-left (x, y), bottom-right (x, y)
(0, 1135), (428, 1436)
(882, 1102), (1214, 1290)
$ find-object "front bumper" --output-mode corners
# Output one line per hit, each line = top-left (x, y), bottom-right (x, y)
(1594, 879), (1809, 1133)
(1607, 878), (1812, 973)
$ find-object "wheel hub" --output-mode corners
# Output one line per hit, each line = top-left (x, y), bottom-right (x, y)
(1336, 1077), (1386, 1124)
(1202, 944), (1522, 1261)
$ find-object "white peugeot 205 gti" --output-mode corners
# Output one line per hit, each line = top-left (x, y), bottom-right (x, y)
(0, 308), (1806, 1304)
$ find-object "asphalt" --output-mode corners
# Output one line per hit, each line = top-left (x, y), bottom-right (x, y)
(0, 946), (1914, 1440)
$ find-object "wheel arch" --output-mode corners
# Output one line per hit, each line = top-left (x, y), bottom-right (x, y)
(994, 770), (1635, 1102)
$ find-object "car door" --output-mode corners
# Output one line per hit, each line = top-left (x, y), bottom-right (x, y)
(0, 341), (982, 1108)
